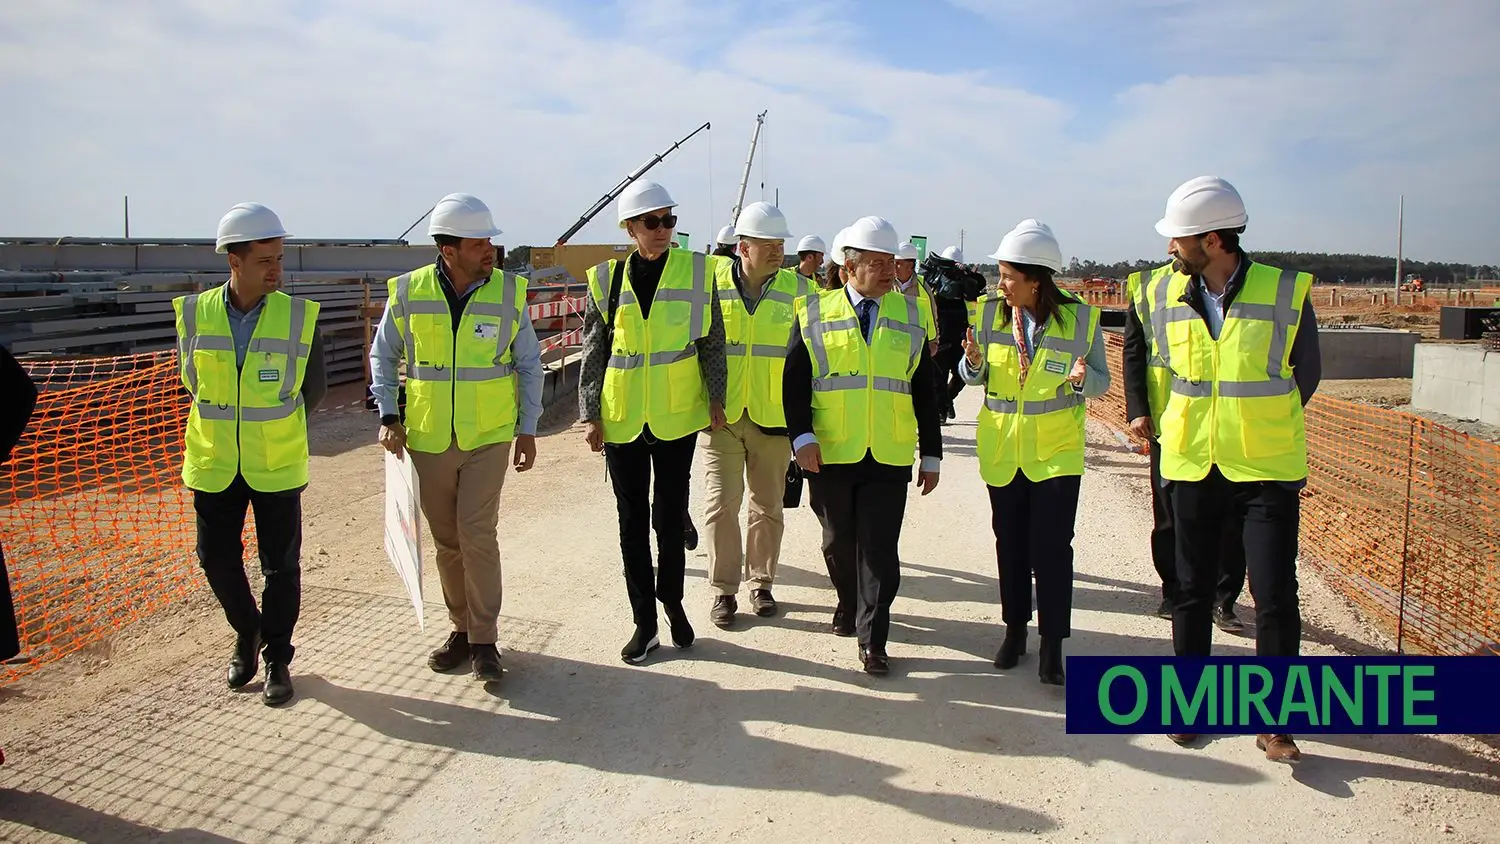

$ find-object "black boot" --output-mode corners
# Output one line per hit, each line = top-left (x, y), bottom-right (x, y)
(993, 625), (1027, 669)
(227, 633), (260, 689)
(664, 602), (695, 649)
(1039, 637), (1065, 686)
(621, 626), (660, 665)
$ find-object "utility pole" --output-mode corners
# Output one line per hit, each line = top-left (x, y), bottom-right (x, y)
(1395, 194), (1404, 306)
(960, 229), (965, 254)
(124, 195), (130, 238)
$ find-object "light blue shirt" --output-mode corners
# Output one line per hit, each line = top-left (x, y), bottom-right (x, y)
(225, 292), (265, 368)
(368, 274), (545, 438)
(793, 283), (940, 474)
(1197, 257), (1241, 341)
(957, 306), (1112, 399)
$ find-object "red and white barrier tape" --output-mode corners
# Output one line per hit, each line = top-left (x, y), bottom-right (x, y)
(526, 295), (587, 321)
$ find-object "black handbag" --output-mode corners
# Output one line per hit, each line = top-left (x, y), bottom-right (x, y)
(783, 457), (804, 509)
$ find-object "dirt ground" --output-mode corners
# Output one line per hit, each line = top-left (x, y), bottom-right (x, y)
(1, 385), (1498, 843)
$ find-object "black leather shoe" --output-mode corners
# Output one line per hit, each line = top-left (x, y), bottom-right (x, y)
(711, 595), (737, 628)
(227, 633), (260, 690)
(1155, 599), (1174, 620)
(470, 644), (503, 683)
(750, 588), (778, 617)
(427, 631), (470, 672)
(1213, 605), (1244, 634)
(263, 663), (294, 707)
(859, 645), (889, 676)
(683, 514), (699, 551)
(993, 625), (1027, 669)
(621, 626), (660, 665)
(664, 602), (695, 649)
(1038, 637), (1065, 686)
(831, 606), (854, 637)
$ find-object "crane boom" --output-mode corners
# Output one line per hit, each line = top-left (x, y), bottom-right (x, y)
(554, 121), (711, 246)
(729, 111), (768, 226)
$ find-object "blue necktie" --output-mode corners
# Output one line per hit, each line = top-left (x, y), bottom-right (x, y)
(856, 299), (876, 344)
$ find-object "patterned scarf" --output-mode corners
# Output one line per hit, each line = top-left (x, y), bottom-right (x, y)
(1010, 305), (1032, 385)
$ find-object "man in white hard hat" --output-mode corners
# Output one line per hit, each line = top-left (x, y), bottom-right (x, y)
(174, 202), (326, 706)
(794, 234), (826, 288)
(702, 202), (809, 629)
(784, 216), (943, 675)
(369, 192), (544, 685)
(712, 224), (739, 259)
(895, 240), (938, 355)
(579, 179), (727, 665)
(1144, 176), (1322, 762)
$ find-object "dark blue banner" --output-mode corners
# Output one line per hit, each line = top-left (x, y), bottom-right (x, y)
(1064, 657), (1500, 734)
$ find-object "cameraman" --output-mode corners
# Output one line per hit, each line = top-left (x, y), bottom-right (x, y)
(925, 246), (979, 421)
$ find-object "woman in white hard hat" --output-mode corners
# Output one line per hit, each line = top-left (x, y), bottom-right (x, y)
(958, 220), (1109, 686)
(579, 179), (728, 665)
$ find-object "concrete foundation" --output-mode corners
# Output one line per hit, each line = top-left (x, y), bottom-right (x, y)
(1412, 344), (1500, 425)
(1317, 326), (1421, 379)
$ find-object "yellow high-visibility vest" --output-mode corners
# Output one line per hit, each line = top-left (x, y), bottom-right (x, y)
(715, 262), (808, 428)
(386, 264), (528, 454)
(1127, 263), (1174, 429)
(899, 274), (938, 344)
(969, 295), (1099, 486)
(173, 286), (320, 493)
(1153, 262), (1313, 482)
(587, 249), (713, 444)
(794, 289), (926, 466)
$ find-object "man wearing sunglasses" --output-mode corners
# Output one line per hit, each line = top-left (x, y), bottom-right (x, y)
(580, 180), (728, 665)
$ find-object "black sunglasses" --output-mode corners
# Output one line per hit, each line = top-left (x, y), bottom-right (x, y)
(636, 213), (678, 230)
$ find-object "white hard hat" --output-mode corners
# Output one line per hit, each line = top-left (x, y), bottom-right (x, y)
(842, 216), (899, 256)
(829, 228), (850, 266)
(618, 180), (677, 224)
(734, 202), (793, 240)
(215, 202), (288, 253)
(939, 245), (964, 263)
(896, 241), (919, 261)
(428, 193), (502, 240)
(716, 224), (738, 245)
(795, 234), (826, 254)
(989, 219), (1064, 273)
(1155, 176), (1248, 238)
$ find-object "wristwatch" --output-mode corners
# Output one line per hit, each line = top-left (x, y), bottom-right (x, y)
(380, 414), (399, 427)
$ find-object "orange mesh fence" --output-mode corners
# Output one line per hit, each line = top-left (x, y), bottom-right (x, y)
(1, 352), (201, 685)
(1094, 332), (1500, 655)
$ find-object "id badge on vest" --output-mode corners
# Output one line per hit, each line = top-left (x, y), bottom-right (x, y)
(258, 369), (279, 382)
(1043, 359), (1068, 376)
(474, 323), (500, 341)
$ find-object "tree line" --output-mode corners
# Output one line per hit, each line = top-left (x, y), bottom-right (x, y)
(1059, 253), (1498, 285)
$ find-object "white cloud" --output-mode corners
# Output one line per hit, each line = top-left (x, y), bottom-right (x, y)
(0, 0), (1496, 264)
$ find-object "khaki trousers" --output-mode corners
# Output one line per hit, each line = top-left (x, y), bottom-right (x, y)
(703, 417), (792, 596)
(408, 439), (511, 644)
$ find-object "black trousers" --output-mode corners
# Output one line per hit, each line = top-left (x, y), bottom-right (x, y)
(808, 474), (905, 651)
(1170, 467), (1302, 657)
(931, 344), (967, 412)
(193, 475), (303, 664)
(988, 473), (1081, 639)
(604, 428), (698, 630)
(1, 542), (19, 662)
(1149, 440), (1245, 608)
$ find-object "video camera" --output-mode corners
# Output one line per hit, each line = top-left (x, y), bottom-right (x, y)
(921, 254), (987, 302)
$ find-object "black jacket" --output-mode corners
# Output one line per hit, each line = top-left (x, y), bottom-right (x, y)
(783, 297), (943, 483)
(1122, 254), (1322, 423)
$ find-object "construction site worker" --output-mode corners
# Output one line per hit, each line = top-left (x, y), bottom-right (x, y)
(703, 202), (808, 628)
(958, 220), (1108, 686)
(579, 179), (727, 666)
(369, 193), (544, 685)
(1147, 176), (1322, 762)
(931, 245), (973, 421)
(712, 224), (739, 260)
(173, 202), (326, 707)
(795, 234), (826, 289)
(785, 215), (943, 675)
(1124, 263), (1248, 627)
(895, 240), (938, 355)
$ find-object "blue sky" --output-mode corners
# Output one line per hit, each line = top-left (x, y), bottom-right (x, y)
(1, 0), (1497, 265)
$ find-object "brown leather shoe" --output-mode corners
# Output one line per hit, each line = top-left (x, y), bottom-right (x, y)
(1168, 734), (1199, 746)
(1257, 734), (1302, 763)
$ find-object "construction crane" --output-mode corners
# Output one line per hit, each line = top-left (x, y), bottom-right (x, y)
(554, 121), (712, 246)
(728, 110), (768, 228)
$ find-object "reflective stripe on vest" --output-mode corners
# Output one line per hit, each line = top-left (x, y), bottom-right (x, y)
(389, 265), (527, 453)
(972, 296), (1097, 486)
(796, 289), (923, 466)
(588, 249), (712, 444)
(1155, 262), (1311, 483)
(174, 287), (318, 494)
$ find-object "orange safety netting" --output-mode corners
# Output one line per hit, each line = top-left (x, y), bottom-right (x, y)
(1094, 332), (1500, 655)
